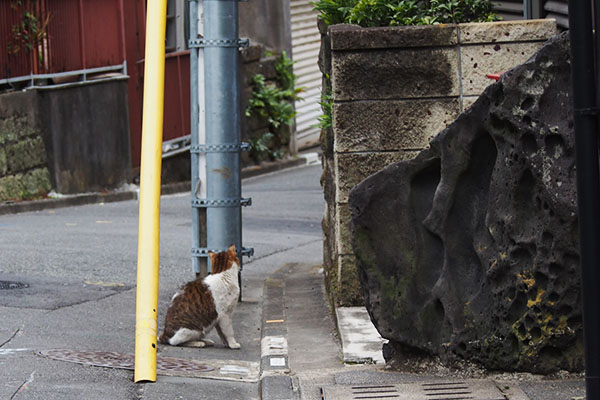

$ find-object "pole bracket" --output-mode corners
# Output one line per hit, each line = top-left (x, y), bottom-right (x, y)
(192, 197), (252, 208)
(192, 247), (255, 257)
(190, 142), (251, 153)
(189, 38), (249, 49)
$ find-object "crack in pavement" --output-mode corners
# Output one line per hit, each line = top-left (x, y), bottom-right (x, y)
(244, 239), (322, 265)
(0, 328), (20, 348)
(9, 370), (35, 400)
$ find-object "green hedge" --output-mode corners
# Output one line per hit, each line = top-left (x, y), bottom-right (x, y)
(311, 0), (498, 27)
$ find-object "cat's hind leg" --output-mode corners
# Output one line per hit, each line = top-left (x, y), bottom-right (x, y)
(168, 328), (202, 346)
(216, 314), (240, 349)
(168, 328), (215, 348)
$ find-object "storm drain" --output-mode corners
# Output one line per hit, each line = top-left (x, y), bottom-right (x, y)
(0, 280), (29, 290)
(38, 349), (213, 373)
(321, 380), (506, 400)
(36, 349), (260, 382)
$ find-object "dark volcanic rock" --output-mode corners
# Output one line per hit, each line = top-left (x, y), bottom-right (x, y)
(349, 32), (583, 373)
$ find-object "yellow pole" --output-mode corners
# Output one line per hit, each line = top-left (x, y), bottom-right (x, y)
(134, 0), (167, 383)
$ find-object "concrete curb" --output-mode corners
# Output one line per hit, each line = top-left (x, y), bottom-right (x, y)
(0, 191), (138, 216)
(260, 277), (295, 400)
(0, 155), (311, 216)
(336, 306), (387, 364)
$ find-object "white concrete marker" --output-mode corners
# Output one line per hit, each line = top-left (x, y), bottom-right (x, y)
(336, 306), (388, 364)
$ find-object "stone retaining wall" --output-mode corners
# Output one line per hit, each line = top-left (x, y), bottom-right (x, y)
(0, 91), (51, 201)
(0, 78), (132, 201)
(319, 19), (558, 306)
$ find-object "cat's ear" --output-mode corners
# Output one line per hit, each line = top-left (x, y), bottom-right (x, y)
(227, 244), (236, 257)
(208, 251), (216, 264)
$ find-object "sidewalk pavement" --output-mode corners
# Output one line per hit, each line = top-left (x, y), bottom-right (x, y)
(0, 156), (587, 400)
(0, 154), (311, 217)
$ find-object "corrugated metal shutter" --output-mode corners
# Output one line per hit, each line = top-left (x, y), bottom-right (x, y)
(492, 0), (524, 21)
(544, 0), (568, 29)
(290, 0), (322, 150)
(493, 0), (568, 29)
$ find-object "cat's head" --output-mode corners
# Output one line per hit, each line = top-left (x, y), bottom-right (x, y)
(209, 244), (240, 274)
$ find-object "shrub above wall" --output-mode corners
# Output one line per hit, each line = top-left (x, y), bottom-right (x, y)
(312, 0), (499, 26)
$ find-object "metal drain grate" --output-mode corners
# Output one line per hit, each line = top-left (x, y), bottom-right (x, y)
(349, 385), (400, 399)
(422, 382), (473, 399)
(38, 349), (213, 373)
(0, 280), (29, 290)
(321, 380), (506, 400)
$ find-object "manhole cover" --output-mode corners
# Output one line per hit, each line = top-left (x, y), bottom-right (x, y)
(321, 380), (506, 400)
(37, 349), (214, 373)
(0, 281), (29, 290)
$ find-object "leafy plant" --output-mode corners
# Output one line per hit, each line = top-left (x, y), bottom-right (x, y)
(274, 51), (302, 96)
(246, 74), (296, 129)
(7, 0), (52, 67)
(311, 0), (355, 25)
(429, 0), (498, 23)
(245, 52), (303, 163)
(311, 0), (499, 27)
(247, 132), (281, 163)
(317, 92), (333, 130)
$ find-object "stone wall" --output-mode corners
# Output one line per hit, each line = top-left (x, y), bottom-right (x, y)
(0, 91), (51, 201)
(319, 20), (558, 306)
(0, 78), (132, 201)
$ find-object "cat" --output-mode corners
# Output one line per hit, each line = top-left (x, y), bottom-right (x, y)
(158, 244), (241, 349)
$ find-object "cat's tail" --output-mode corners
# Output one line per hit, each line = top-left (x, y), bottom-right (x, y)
(158, 331), (170, 345)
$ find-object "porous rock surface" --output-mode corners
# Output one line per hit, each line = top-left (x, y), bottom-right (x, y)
(349, 32), (583, 373)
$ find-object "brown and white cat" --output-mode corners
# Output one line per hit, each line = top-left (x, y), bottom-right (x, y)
(158, 245), (241, 349)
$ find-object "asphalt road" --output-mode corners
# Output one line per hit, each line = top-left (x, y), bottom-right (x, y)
(0, 163), (325, 400)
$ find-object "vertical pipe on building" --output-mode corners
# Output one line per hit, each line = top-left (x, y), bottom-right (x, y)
(176, 55), (186, 137)
(134, 0), (167, 384)
(77, 0), (86, 71)
(190, 0), (202, 276)
(568, 1), (600, 398)
(523, 0), (532, 19)
(203, 0), (242, 270)
(117, 0), (127, 64)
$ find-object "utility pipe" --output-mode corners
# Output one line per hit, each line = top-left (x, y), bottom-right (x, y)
(568, 1), (600, 398)
(203, 0), (243, 269)
(190, 0), (208, 277)
(134, 0), (167, 383)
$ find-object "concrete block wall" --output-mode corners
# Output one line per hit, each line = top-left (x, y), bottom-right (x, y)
(320, 19), (558, 306)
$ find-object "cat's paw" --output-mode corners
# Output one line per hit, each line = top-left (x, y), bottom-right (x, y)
(228, 342), (241, 349)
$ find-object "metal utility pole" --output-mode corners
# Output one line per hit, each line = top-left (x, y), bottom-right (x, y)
(189, 0), (252, 281)
(569, 0), (600, 398)
(135, 0), (167, 384)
